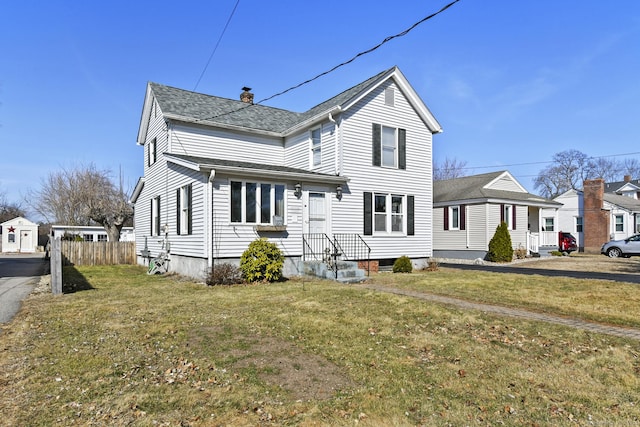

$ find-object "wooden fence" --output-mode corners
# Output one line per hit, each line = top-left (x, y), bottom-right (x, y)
(60, 240), (137, 266)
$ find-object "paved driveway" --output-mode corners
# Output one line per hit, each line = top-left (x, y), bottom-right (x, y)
(0, 253), (47, 324)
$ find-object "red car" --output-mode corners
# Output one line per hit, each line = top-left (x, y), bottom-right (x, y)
(558, 232), (578, 253)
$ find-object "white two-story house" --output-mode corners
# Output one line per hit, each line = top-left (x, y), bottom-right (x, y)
(130, 66), (442, 279)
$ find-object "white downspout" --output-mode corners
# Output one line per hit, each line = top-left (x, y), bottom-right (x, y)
(328, 113), (338, 175)
(207, 170), (216, 269)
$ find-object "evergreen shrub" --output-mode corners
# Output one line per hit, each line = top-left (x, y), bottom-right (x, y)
(393, 255), (413, 273)
(240, 238), (284, 282)
(487, 222), (513, 262)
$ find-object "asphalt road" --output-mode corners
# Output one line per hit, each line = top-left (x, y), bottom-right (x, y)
(441, 261), (640, 284)
(0, 253), (47, 324)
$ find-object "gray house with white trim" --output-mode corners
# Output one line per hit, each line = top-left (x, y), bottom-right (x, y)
(131, 66), (442, 279)
(433, 171), (561, 259)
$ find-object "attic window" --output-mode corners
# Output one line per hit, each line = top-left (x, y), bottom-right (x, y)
(384, 88), (395, 106)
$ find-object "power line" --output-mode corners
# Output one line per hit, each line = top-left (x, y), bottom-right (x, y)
(196, 0), (461, 122)
(256, 0), (461, 105)
(460, 152), (640, 171)
(193, 0), (241, 92)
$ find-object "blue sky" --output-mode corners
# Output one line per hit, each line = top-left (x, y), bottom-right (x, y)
(1, 1), (639, 217)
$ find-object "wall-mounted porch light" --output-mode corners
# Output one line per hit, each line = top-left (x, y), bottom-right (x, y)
(336, 184), (343, 200)
(294, 182), (302, 198)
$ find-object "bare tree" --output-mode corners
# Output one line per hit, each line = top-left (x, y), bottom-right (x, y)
(621, 158), (640, 180)
(585, 157), (620, 182)
(434, 157), (468, 181)
(534, 150), (592, 198)
(26, 164), (133, 241)
(0, 186), (26, 223)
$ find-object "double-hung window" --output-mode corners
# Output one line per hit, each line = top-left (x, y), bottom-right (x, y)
(372, 123), (406, 170)
(450, 206), (460, 230)
(544, 217), (554, 232)
(231, 181), (286, 224)
(151, 196), (161, 236)
(373, 194), (404, 233)
(310, 127), (321, 167)
(615, 214), (624, 232)
(97, 234), (108, 242)
(575, 216), (583, 233)
(148, 138), (157, 166)
(177, 184), (192, 235)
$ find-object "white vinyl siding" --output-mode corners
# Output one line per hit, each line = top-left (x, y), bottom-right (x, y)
(336, 80), (433, 259)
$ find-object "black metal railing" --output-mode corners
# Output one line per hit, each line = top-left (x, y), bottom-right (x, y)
(302, 233), (371, 277)
(333, 233), (371, 276)
(302, 233), (340, 278)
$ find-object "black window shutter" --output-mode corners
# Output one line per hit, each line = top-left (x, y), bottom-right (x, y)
(364, 192), (372, 235)
(398, 128), (406, 170)
(444, 206), (449, 230)
(460, 204), (466, 231)
(512, 204), (516, 230)
(372, 123), (381, 166)
(187, 184), (193, 235)
(407, 195), (414, 235)
(176, 188), (181, 235)
(500, 204), (505, 224)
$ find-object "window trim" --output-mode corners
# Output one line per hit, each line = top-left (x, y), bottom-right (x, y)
(148, 138), (157, 166)
(449, 206), (460, 230)
(151, 196), (161, 236)
(543, 217), (554, 232)
(575, 216), (583, 233)
(310, 127), (322, 168)
(372, 123), (406, 170)
(373, 193), (406, 235)
(615, 214), (624, 232)
(177, 184), (192, 235)
(230, 180), (287, 225)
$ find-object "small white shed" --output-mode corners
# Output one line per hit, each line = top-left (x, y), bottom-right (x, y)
(1, 216), (39, 253)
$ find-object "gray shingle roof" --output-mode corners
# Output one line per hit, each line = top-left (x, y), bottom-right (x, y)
(165, 153), (348, 183)
(149, 67), (394, 135)
(434, 171), (559, 207)
(604, 193), (640, 212)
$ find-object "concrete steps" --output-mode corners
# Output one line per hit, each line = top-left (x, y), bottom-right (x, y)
(299, 260), (366, 283)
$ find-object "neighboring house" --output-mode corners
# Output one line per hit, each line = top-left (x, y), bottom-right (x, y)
(542, 177), (640, 252)
(130, 66), (442, 279)
(51, 225), (135, 242)
(433, 171), (561, 260)
(1, 216), (39, 253)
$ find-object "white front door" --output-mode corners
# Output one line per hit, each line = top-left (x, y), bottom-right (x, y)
(20, 230), (32, 252)
(308, 192), (326, 234)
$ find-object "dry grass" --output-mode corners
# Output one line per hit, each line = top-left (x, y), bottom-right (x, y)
(376, 254), (640, 328)
(0, 264), (639, 426)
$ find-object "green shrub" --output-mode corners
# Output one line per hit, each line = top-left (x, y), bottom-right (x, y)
(487, 222), (513, 262)
(550, 250), (563, 257)
(392, 255), (413, 273)
(206, 262), (243, 286)
(240, 238), (284, 282)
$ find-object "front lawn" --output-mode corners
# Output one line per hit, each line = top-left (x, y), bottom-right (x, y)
(0, 265), (638, 426)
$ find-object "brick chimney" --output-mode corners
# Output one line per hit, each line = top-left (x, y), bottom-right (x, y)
(240, 87), (254, 104)
(583, 178), (610, 253)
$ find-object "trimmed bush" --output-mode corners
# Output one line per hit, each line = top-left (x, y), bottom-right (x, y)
(240, 238), (284, 282)
(393, 255), (413, 273)
(206, 263), (243, 286)
(487, 222), (513, 262)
